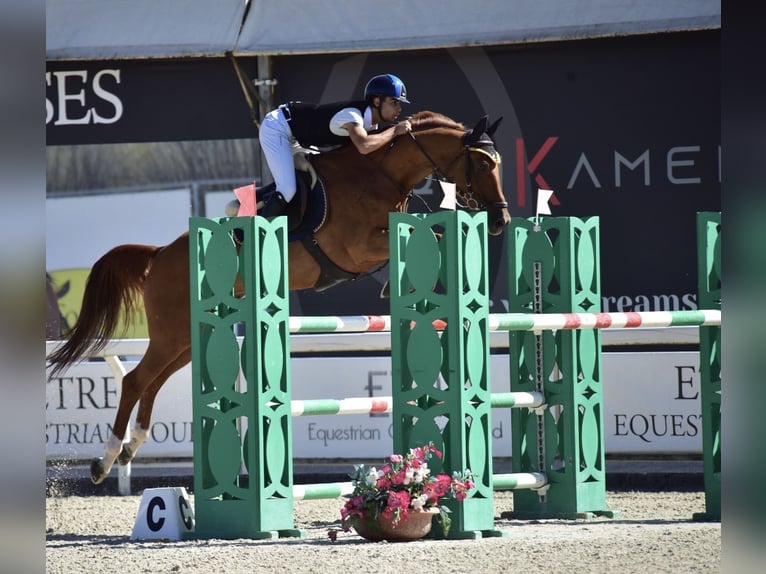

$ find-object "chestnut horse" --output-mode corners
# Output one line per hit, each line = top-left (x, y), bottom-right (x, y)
(46, 111), (510, 484)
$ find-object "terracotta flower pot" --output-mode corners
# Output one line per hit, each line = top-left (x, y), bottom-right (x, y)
(353, 507), (440, 542)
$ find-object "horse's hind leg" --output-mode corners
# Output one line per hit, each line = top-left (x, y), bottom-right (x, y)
(91, 346), (183, 484)
(117, 349), (191, 466)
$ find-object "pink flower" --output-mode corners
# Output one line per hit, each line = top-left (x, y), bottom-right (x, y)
(409, 446), (426, 461)
(387, 490), (411, 511)
(376, 476), (392, 490)
(390, 469), (408, 485)
(435, 474), (453, 495)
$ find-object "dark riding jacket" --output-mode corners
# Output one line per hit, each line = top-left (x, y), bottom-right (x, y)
(283, 100), (369, 147)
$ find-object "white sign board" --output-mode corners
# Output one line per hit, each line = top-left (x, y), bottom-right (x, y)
(603, 352), (704, 453)
(46, 362), (193, 459)
(45, 351), (704, 461)
(46, 189), (192, 271)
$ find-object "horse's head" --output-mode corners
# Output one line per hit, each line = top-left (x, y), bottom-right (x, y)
(406, 112), (511, 236)
(457, 115), (510, 235)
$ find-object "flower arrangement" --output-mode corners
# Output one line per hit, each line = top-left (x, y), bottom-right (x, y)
(336, 443), (475, 539)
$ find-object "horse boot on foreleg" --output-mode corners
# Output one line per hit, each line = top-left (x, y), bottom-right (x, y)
(117, 377), (166, 465)
(90, 370), (146, 484)
(117, 423), (149, 466)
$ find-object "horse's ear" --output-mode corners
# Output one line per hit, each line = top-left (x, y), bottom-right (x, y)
(487, 116), (503, 139)
(467, 116), (489, 143)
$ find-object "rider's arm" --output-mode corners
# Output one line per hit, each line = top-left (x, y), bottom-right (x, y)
(329, 107), (410, 155)
(344, 122), (411, 155)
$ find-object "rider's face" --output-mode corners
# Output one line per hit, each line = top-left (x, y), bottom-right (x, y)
(380, 97), (402, 122)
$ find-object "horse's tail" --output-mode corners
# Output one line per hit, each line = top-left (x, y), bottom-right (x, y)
(46, 244), (160, 379)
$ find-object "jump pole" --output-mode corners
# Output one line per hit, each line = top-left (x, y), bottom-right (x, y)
(287, 310), (720, 334)
(289, 391), (545, 416)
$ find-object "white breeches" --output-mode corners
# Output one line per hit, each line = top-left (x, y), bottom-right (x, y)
(259, 108), (299, 201)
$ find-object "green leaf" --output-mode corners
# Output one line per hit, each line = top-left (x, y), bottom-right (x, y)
(438, 507), (452, 537)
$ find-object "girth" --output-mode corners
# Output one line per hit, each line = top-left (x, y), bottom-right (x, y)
(300, 236), (360, 292)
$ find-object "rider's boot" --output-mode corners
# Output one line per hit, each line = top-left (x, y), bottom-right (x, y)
(259, 192), (288, 218)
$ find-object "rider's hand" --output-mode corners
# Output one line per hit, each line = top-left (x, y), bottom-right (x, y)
(393, 120), (411, 137)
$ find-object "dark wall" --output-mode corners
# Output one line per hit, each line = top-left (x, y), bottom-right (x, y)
(46, 57), (259, 144)
(46, 30), (720, 316)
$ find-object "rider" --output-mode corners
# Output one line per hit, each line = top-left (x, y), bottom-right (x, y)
(257, 73), (412, 218)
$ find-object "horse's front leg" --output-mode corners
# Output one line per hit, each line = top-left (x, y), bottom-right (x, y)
(116, 424), (149, 467)
(116, 381), (161, 467)
(91, 368), (143, 484)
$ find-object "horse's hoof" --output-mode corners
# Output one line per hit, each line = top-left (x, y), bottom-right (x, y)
(90, 457), (108, 484)
(118, 445), (134, 466)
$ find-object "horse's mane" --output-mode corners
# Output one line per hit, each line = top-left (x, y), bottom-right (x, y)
(409, 111), (465, 133)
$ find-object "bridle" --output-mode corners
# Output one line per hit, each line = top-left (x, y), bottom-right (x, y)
(406, 130), (507, 212)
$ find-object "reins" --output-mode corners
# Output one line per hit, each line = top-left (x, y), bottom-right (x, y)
(361, 124), (508, 213)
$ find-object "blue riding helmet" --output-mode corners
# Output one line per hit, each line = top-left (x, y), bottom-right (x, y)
(364, 74), (410, 104)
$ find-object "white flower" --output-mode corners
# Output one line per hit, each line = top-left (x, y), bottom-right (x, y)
(411, 495), (428, 510)
(365, 467), (378, 486)
(414, 465), (430, 483)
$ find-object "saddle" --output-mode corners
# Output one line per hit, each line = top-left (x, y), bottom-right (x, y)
(227, 153), (327, 237)
(258, 154), (327, 235)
